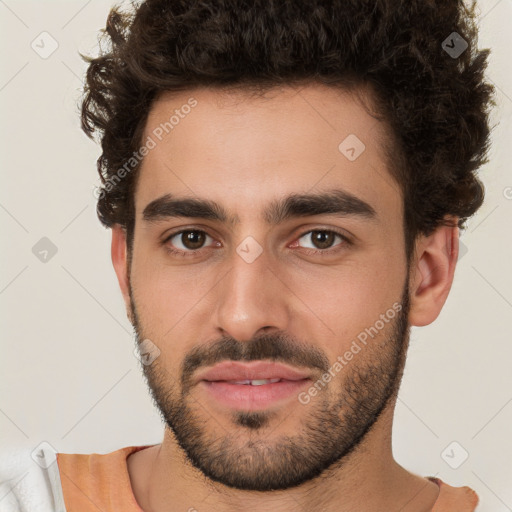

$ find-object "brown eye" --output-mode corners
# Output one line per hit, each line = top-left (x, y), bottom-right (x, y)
(180, 230), (206, 250)
(297, 230), (344, 251)
(166, 230), (213, 252)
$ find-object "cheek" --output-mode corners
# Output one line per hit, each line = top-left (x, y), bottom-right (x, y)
(130, 252), (216, 334)
(288, 256), (404, 341)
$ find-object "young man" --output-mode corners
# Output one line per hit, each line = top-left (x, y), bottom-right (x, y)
(2, 0), (494, 510)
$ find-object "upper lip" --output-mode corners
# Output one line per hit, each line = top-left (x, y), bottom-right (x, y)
(196, 360), (312, 383)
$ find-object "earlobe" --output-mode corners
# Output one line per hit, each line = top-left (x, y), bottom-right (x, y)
(408, 222), (460, 327)
(111, 225), (134, 325)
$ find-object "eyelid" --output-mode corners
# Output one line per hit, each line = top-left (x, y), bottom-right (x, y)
(291, 228), (351, 254)
(163, 228), (218, 254)
(161, 225), (217, 244)
(292, 224), (353, 243)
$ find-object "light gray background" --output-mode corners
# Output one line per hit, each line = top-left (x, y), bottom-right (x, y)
(1, 0), (511, 510)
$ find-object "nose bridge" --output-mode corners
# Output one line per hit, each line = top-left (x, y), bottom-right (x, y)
(213, 239), (289, 341)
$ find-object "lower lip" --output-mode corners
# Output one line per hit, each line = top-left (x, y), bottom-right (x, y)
(200, 379), (311, 411)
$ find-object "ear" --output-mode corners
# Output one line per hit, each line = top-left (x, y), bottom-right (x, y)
(408, 219), (460, 327)
(111, 224), (134, 325)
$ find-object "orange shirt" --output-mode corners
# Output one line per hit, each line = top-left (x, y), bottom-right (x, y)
(56, 445), (479, 511)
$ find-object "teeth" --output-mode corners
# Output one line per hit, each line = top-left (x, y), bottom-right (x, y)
(231, 378), (282, 385)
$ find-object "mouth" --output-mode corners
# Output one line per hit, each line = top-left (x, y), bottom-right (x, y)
(219, 378), (288, 385)
(195, 360), (312, 383)
(200, 378), (311, 411)
(195, 360), (312, 411)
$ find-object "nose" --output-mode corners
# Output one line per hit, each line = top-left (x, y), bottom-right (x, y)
(213, 245), (292, 343)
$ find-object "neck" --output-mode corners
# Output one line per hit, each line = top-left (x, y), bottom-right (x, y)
(127, 405), (440, 512)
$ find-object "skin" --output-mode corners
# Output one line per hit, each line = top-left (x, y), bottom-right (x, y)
(111, 84), (460, 511)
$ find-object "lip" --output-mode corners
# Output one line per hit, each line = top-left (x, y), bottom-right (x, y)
(195, 360), (312, 383)
(195, 360), (312, 411)
(200, 379), (311, 411)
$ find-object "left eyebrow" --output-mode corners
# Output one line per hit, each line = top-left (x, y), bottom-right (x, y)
(141, 188), (378, 227)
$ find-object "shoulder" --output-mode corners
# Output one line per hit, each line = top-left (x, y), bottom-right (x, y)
(0, 444), (153, 512)
(56, 444), (156, 512)
(0, 444), (65, 512)
(429, 477), (479, 512)
(56, 444), (153, 478)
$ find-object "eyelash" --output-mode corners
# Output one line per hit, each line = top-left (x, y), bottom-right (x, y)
(162, 228), (352, 258)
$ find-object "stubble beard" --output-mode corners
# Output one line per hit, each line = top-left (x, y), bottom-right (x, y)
(129, 281), (410, 491)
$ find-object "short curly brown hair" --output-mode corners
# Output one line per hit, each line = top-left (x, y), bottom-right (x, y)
(81, 0), (496, 262)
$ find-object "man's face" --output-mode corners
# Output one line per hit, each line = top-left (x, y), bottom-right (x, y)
(125, 84), (411, 491)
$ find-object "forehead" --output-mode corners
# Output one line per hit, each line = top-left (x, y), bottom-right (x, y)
(134, 84), (401, 225)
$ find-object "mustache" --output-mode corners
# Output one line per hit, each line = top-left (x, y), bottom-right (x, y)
(181, 333), (331, 391)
